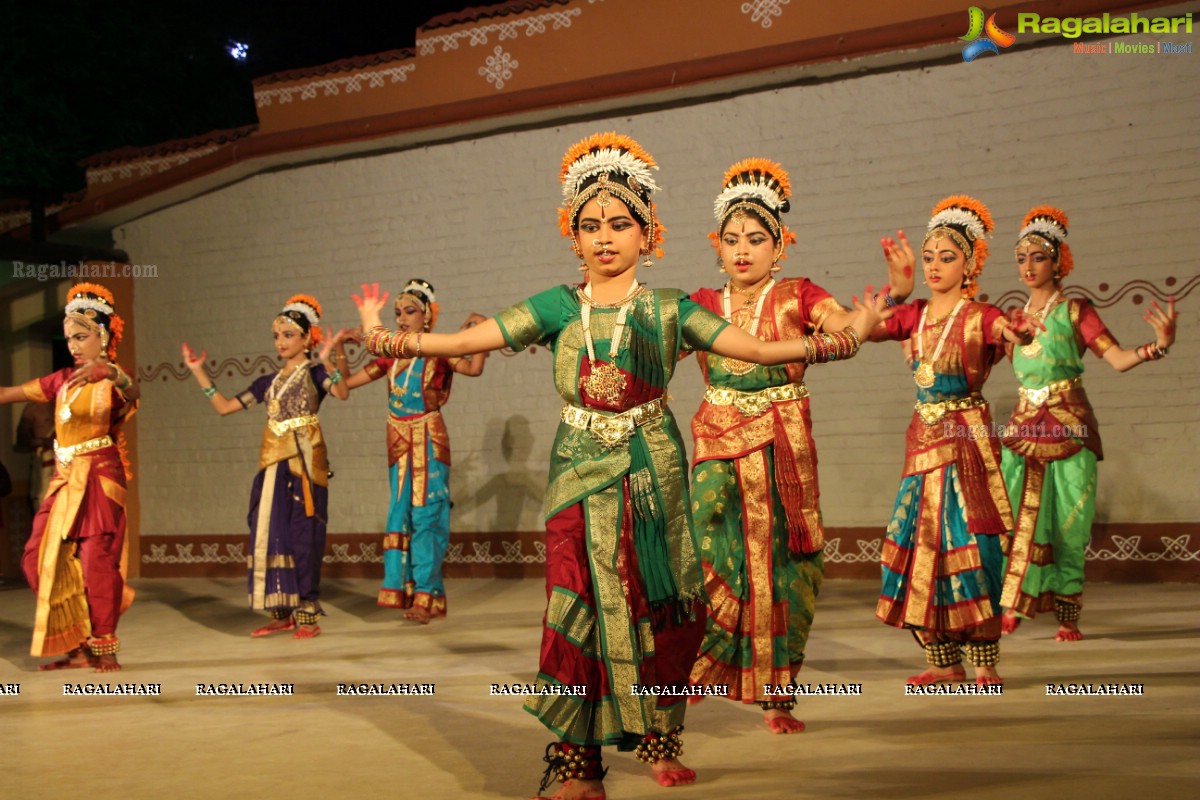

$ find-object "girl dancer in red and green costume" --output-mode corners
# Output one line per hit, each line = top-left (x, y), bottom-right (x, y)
(687, 158), (913, 733)
(353, 133), (889, 800)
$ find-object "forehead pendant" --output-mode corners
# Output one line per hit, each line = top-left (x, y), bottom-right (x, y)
(596, 172), (612, 208)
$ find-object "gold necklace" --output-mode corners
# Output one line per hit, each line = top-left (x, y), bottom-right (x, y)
(579, 282), (643, 309)
(720, 279), (774, 375)
(580, 283), (641, 404)
(1020, 290), (1060, 358)
(57, 384), (86, 423)
(267, 362), (310, 418)
(913, 298), (965, 388)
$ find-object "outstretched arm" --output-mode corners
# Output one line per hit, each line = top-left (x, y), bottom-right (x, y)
(709, 285), (892, 365)
(0, 385), (29, 405)
(1102, 297), (1178, 373)
(355, 283), (507, 358)
(182, 342), (244, 415)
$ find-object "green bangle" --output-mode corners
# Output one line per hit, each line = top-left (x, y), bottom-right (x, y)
(202, 385), (217, 399)
(329, 369), (343, 385)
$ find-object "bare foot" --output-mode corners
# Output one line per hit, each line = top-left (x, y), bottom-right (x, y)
(974, 666), (1003, 686)
(764, 708), (806, 733)
(94, 653), (122, 673)
(1001, 609), (1022, 635)
(906, 665), (966, 686)
(38, 648), (95, 671)
(532, 778), (605, 800)
(404, 606), (432, 624)
(1056, 621), (1083, 642)
(650, 758), (696, 787)
(251, 618), (295, 637)
(292, 623), (321, 639)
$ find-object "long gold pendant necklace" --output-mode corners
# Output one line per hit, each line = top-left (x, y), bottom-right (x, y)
(581, 281), (642, 404)
(1020, 289), (1060, 358)
(913, 297), (965, 388)
(720, 278), (774, 376)
(57, 384), (85, 423)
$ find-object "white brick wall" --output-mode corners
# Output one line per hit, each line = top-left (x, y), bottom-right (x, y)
(120, 39), (1200, 538)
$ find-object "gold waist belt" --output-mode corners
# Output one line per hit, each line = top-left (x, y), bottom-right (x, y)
(561, 398), (665, 448)
(704, 382), (809, 417)
(268, 414), (320, 437)
(1018, 376), (1082, 408)
(915, 393), (986, 426)
(54, 435), (115, 468)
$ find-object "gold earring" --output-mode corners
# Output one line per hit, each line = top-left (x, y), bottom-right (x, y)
(642, 247), (654, 268)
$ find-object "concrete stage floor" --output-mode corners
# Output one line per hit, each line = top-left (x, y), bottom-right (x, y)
(1, 577), (1197, 800)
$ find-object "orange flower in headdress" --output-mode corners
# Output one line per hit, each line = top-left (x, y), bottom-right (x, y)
(559, 132), (658, 184)
(720, 157), (793, 199)
(1018, 205), (1073, 280)
(558, 132), (665, 258)
(69, 282), (115, 305)
(711, 157), (796, 261)
(927, 195), (994, 298)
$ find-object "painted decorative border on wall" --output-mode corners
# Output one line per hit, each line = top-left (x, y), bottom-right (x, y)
(141, 523), (1200, 582)
(983, 274), (1197, 309)
(137, 343), (540, 383)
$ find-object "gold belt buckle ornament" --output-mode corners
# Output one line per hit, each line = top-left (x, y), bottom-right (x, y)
(735, 393), (771, 416)
(590, 414), (636, 448)
(1023, 386), (1051, 408)
(916, 401), (948, 425)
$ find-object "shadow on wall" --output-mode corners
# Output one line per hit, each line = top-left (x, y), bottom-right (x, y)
(456, 415), (543, 532)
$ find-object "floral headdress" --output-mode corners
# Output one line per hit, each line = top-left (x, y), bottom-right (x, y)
(399, 278), (440, 331)
(708, 157), (798, 263)
(1016, 205), (1073, 280)
(558, 132), (666, 260)
(277, 294), (323, 348)
(924, 195), (994, 299)
(65, 282), (123, 361)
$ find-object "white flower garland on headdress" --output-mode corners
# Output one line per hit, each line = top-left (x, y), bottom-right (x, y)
(402, 280), (436, 306)
(561, 147), (660, 202)
(65, 296), (115, 317)
(1018, 217), (1067, 244)
(280, 301), (320, 327)
(927, 207), (989, 243)
(713, 183), (783, 222)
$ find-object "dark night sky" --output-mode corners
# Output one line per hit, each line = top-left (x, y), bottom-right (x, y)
(0, 0), (513, 198)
